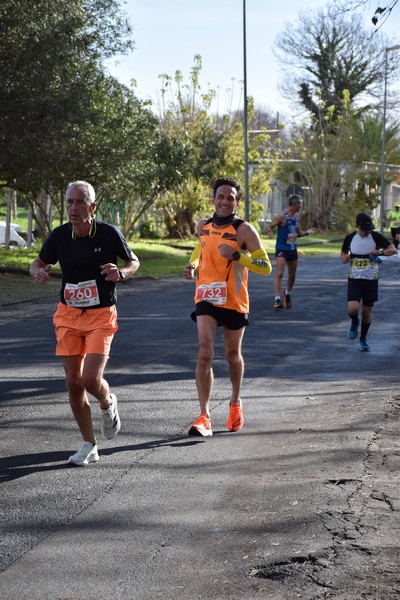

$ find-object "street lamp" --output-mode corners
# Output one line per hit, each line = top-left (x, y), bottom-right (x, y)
(243, 0), (250, 220)
(380, 44), (400, 233)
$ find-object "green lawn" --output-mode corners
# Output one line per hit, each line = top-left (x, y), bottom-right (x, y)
(0, 239), (193, 278)
(0, 233), (350, 307)
(0, 233), (346, 278)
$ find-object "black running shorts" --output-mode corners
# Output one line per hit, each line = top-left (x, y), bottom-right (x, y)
(347, 278), (378, 306)
(191, 301), (249, 330)
(275, 249), (298, 261)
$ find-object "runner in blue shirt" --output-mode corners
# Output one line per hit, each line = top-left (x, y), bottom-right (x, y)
(268, 194), (316, 310)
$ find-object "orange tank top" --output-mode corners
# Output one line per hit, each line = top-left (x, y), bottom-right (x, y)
(195, 219), (249, 313)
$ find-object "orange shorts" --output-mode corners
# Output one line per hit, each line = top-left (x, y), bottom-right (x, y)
(53, 303), (118, 357)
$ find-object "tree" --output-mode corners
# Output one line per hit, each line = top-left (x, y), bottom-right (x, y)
(326, 111), (400, 229)
(222, 98), (280, 223)
(234, 105), (281, 132)
(283, 91), (357, 229)
(281, 91), (400, 231)
(70, 74), (162, 239)
(156, 56), (227, 238)
(333, 1), (399, 30)
(155, 56), (281, 238)
(274, 4), (396, 120)
(0, 0), (137, 232)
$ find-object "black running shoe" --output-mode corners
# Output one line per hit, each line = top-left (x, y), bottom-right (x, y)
(283, 290), (291, 309)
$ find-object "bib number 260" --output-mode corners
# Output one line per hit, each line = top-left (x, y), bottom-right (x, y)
(64, 279), (100, 307)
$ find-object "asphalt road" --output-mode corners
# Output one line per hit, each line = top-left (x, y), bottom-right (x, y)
(1, 254), (399, 600)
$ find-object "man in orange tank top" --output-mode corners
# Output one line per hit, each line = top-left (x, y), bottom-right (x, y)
(182, 177), (272, 437)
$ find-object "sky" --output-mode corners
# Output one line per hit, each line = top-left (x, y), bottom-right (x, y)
(107, 0), (400, 120)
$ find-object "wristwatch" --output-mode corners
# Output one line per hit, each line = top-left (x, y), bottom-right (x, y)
(232, 251), (241, 261)
(118, 270), (126, 281)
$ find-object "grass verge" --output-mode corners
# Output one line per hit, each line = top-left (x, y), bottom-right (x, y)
(0, 234), (344, 306)
(0, 235), (343, 278)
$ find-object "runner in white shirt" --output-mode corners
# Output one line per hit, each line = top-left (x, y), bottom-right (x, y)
(341, 212), (396, 351)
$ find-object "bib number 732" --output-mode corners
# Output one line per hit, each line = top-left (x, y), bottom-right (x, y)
(196, 281), (227, 305)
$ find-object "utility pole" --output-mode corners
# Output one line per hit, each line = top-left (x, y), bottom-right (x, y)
(380, 44), (400, 233)
(243, 0), (250, 221)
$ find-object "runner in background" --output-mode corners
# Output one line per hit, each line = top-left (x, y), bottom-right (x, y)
(341, 212), (396, 351)
(385, 202), (400, 250)
(268, 194), (317, 310)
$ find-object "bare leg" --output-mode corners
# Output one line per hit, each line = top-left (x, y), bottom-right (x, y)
(348, 300), (360, 320)
(285, 259), (298, 294)
(195, 315), (218, 416)
(62, 353), (110, 443)
(223, 327), (245, 404)
(81, 353), (111, 407)
(274, 256), (286, 296)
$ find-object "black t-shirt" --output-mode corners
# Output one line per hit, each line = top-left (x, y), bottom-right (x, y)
(39, 220), (133, 307)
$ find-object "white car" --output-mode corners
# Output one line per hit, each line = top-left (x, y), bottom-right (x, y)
(0, 221), (27, 248)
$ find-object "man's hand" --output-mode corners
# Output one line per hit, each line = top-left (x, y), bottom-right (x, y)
(218, 244), (235, 259)
(341, 253), (350, 264)
(100, 263), (120, 282)
(183, 263), (196, 280)
(34, 264), (51, 284)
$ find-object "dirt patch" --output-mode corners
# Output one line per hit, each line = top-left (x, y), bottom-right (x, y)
(0, 271), (183, 324)
(0, 272), (60, 306)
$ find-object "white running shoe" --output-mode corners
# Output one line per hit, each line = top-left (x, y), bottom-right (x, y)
(101, 393), (121, 439)
(68, 441), (99, 466)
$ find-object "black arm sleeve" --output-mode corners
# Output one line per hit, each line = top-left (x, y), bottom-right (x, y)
(341, 233), (354, 253)
(371, 230), (392, 249)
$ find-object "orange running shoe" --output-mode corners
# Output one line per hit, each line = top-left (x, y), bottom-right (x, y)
(226, 403), (244, 432)
(188, 413), (213, 437)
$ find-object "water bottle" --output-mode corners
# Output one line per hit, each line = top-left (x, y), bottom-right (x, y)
(369, 254), (382, 264)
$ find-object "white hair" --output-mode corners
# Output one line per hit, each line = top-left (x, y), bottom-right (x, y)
(66, 180), (96, 203)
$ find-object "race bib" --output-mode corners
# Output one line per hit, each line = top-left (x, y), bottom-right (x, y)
(352, 258), (370, 269)
(196, 281), (227, 305)
(64, 279), (100, 307)
(350, 259), (377, 280)
(287, 233), (298, 244)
